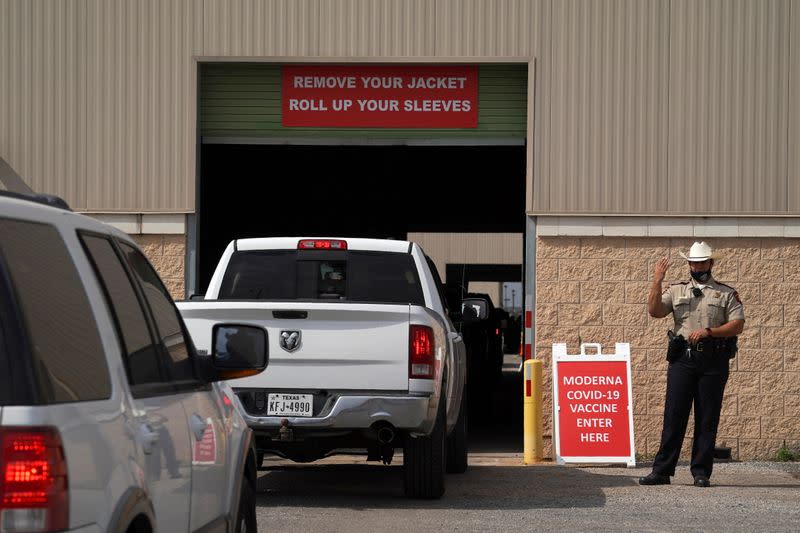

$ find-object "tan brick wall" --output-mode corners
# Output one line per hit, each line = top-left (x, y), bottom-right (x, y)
(536, 236), (800, 461)
(132, 234), (185, 300)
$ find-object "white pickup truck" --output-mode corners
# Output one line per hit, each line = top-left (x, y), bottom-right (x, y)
(177, 237), (468, 498)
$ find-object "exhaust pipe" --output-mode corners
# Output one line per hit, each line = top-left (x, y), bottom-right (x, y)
(376, 425), (395, 445)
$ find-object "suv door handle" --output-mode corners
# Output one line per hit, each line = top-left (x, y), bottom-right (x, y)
(190, 414), (208, 441)
(138, 424), (159, 455)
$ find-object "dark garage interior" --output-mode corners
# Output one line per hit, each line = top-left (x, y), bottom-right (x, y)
(198, 143), (526, 448)
(198, 144), (526, 290)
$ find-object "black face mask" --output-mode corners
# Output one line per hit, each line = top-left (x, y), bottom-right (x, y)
(690, 270), (711, 283)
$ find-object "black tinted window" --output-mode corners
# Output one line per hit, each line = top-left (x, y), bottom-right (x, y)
(120, 243), (195, 382)
(219, 251), (297, 300)
(218, 250), (424, 305)
(346, 252), (424, 304)
(80, 234), (163, 385)
(0, 275), (23, 405)
(0, 296), (9, 403)
(0, 218), (111, 402)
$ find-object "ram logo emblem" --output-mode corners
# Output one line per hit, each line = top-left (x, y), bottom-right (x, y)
(280, 330), (301, 352)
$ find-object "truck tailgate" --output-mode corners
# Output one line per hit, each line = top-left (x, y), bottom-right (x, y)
(178, 302), (411, 391)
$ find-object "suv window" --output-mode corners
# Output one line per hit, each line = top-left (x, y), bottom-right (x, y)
(219, 250), (425, 305)
(119, 243), (196, 382)
(0, 218), (111, 403)
(79, 234), (164, 386)
(0, 270), (21, 405)
(0, 292), (9, 403)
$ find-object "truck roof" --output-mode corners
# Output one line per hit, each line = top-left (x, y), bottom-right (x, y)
(235, 237), (413, 254)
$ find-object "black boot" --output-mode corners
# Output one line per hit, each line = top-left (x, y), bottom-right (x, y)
(639, 472), (670, 485)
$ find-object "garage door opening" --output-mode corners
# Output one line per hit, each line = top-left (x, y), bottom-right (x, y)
(198, 143), (526, 290)
(197, 59), (529, 452)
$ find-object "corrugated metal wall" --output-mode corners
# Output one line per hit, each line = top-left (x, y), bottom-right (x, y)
(0, 0), (201, 212)
(667, 0), (790, 214)
(434, 0), (541, 57)
(537, 0), (797, 215)
(1, 0), (797, 214)
(317, 0), (435, 56)
(200, 63), (527, 142)
(202, 0), (543, 58)
(1, 0), (88, 208)
(203, 0), (320, 57)
(85, 0), (201, 212)
(541, 0), (670, 214)
(791, 0), (800, 213)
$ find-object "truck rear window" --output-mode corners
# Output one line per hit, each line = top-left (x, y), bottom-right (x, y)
(218, 250), (425, 305)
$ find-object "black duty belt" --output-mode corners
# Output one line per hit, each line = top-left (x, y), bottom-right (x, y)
(690, 338), (732, 357)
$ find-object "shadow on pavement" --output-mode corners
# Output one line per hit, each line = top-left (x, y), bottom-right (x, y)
(255, 354), (580, 510)
(256, 463), (636, 510)
(468, 354), (524, 454)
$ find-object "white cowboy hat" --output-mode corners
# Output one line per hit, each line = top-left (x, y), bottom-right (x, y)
(679, 241), (713, 262)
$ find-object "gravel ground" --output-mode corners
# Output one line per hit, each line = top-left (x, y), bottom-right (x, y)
(255, 359), (798, 532)
(255, 455), (800, 532)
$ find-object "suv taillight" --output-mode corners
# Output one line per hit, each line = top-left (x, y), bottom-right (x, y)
(0, 427), (68, 533)
(409, 325), (435, 379)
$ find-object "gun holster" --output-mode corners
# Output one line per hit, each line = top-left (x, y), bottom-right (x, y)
(723, 336), (738, 359)
(666, 331), (687, 363)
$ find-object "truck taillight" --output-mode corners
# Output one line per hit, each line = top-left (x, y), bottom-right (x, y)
(0, 428), (68, 533)
(409, 325), (435, 379)
(297, 239), (348, 250)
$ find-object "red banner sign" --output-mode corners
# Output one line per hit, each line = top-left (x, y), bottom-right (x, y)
(281, 65), (478, 128)
(555, 360), (632, 458)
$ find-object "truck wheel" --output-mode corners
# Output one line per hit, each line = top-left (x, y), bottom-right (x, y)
(403, 393), (446, 499)
(446, 385), (468, 474)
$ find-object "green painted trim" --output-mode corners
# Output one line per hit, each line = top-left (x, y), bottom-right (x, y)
(200, 63), (528, 141)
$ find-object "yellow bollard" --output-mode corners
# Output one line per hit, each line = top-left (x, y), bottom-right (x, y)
(523, 359), (543, 464)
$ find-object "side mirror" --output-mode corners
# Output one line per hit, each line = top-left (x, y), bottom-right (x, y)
(211, 324), (268, 380)
(461, 298), (489, 323)
(189, 293), (205, 301)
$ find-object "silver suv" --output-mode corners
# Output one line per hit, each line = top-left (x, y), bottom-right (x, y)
(0, 191), (268, 532)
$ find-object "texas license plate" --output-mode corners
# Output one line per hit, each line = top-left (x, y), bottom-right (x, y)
(267, 393), (313, 417)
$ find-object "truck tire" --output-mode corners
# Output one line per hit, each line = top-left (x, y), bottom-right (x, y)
(403, 393), (446, 499)
(232, 474), (256, 533)
(446, 385), (468, 474)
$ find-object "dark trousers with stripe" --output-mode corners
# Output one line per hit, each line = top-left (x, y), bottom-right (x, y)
(651, 350), (729, 479)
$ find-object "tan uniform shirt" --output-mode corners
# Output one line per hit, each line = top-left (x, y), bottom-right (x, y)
(660, 278), (745, 337)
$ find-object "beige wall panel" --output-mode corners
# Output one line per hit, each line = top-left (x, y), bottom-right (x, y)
(668, 0), (790, 214)
(540, 0), (670, 214)
(85, 0), (200, 211)
(531, 1), (551, 214)
(790, 0), (800, 212)
(318, 0), (434, 56)
(434, 0), (539, 57)
(203, 0), (319, 57)
(408, 232), (523, 283)
(468, 281), (502, 306)
(1, 0), (88, 208)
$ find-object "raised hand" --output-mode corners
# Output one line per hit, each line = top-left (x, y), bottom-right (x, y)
(653, 257), (669, 284)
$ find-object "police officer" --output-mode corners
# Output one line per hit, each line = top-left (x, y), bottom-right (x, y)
(639, 241), (745, 487)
